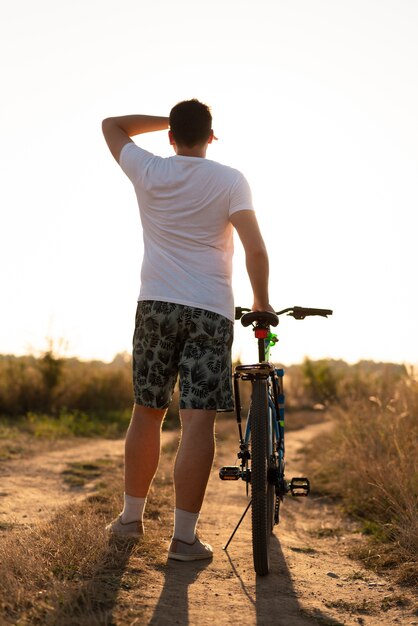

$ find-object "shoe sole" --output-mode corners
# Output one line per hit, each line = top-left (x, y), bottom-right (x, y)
(168, 551), (213, 562)
(106, 526), (144, 539)
(105, 517), (144, 539)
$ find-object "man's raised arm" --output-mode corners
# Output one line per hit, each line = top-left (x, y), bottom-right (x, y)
(230, 210), (274, 313)
(102, 115), (169, 162)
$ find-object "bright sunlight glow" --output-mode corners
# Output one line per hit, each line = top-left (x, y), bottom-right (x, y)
(1, 0), (417, 367)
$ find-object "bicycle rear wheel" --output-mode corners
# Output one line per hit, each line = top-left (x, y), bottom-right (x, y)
(250, 378), (274, 576)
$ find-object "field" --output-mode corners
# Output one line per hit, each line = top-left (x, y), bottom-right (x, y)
(0, 352), (417, 624)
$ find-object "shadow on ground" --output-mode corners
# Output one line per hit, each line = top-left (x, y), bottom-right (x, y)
(254, 534), (344, 625)
(149, 559), (211, 625)
(47, 535), (136, 626)
(224, 534), (317, 626)
(228, 535), (342, 626)
(147, 534), (343, 626)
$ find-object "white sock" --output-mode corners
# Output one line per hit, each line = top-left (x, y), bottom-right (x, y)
(121, 493), (147, 523)
(173, 508), (200, 543)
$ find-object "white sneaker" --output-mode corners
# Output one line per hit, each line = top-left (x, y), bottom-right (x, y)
(105, 514), (144, 538)
(168, 535), (213, 562)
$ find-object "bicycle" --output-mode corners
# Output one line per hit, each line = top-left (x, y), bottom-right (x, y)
(219, 305), (333, 576)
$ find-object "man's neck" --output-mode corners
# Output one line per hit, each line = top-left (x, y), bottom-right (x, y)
(175, 144), (207, 158)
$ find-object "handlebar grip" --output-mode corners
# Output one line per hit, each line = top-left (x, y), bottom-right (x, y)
(292, 306), (333, 319)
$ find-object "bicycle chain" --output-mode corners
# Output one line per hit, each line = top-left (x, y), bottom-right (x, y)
(274, 493), (280, 524)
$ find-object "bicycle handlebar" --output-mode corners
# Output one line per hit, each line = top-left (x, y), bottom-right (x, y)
(235, 306), (333, 323)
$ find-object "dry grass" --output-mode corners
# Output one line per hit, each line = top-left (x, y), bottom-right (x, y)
(307, 376), (418, 585)
(0, 457), (174, 625)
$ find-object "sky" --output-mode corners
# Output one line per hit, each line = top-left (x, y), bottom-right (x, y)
(1, 0), (417, 367)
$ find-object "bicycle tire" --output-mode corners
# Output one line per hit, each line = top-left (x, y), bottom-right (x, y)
(250, 378), (272, 576)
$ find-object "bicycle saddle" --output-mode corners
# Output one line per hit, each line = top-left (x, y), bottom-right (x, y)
(240, 311), (279, 327)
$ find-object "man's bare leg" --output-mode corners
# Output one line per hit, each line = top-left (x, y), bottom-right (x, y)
(174, 409), (216, 512)
(170, 409), (216, 547)
(106, 404), (166, 533)
(124, 403), (166, 497)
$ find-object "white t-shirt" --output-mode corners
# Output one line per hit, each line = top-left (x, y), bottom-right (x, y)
(119, 142), (254, 321)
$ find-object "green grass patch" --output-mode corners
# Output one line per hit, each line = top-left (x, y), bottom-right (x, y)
(289, 545), (317, 554)
(0, 410), (131, 457)
(62, 460), (114, 488)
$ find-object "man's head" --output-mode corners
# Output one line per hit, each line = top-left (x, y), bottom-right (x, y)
(169, 99), (213, 150)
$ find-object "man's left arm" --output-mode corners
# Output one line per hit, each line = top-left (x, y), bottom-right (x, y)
(230, 210), (273, 313)
(102, 115), (169, 162)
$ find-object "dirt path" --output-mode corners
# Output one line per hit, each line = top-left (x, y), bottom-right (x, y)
(0, 437), (125, 525)
(1, 421), (416, 626)
(140, 419), (417, 626)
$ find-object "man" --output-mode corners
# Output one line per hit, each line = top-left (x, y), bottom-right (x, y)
(102, 99), (272, 561)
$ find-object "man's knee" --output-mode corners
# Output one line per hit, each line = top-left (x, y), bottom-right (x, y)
(180, 409), (216, 429)
(132, 403), (166, 423)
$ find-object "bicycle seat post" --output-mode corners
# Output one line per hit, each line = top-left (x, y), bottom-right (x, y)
(254, 324), (271, 363)
(239, 311), (279, 364)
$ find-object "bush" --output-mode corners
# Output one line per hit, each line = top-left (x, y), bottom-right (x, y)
(301, 358), (408, 407)
(0, 353), (133, 419)
(302, 358), (341, 404)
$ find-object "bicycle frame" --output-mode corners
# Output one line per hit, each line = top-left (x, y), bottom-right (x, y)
(232, 329), (286, 507)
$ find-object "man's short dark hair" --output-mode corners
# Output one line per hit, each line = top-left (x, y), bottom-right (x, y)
(169, 99), (212, 148)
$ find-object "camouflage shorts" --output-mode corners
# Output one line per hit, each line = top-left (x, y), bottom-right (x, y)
(132, 301), (234, 411)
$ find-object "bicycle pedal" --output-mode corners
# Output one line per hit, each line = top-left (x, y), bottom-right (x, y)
(219, 466), (241, 481)
(289, 477), (310, 496)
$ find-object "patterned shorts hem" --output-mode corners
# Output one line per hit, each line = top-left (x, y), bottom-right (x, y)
(133, 398), (171, 410)
(179, 405), (235, 412)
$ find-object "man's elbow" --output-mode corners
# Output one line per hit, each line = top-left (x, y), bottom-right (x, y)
(246, 241), (268, 258)
(102, 117), (123, 137)
(246, 245), (269, 267)
(102, 117), (114, 134)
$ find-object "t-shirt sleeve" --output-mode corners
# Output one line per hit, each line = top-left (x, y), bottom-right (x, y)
(119, 142), (155, 186)
(229, 172), (255, 216)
